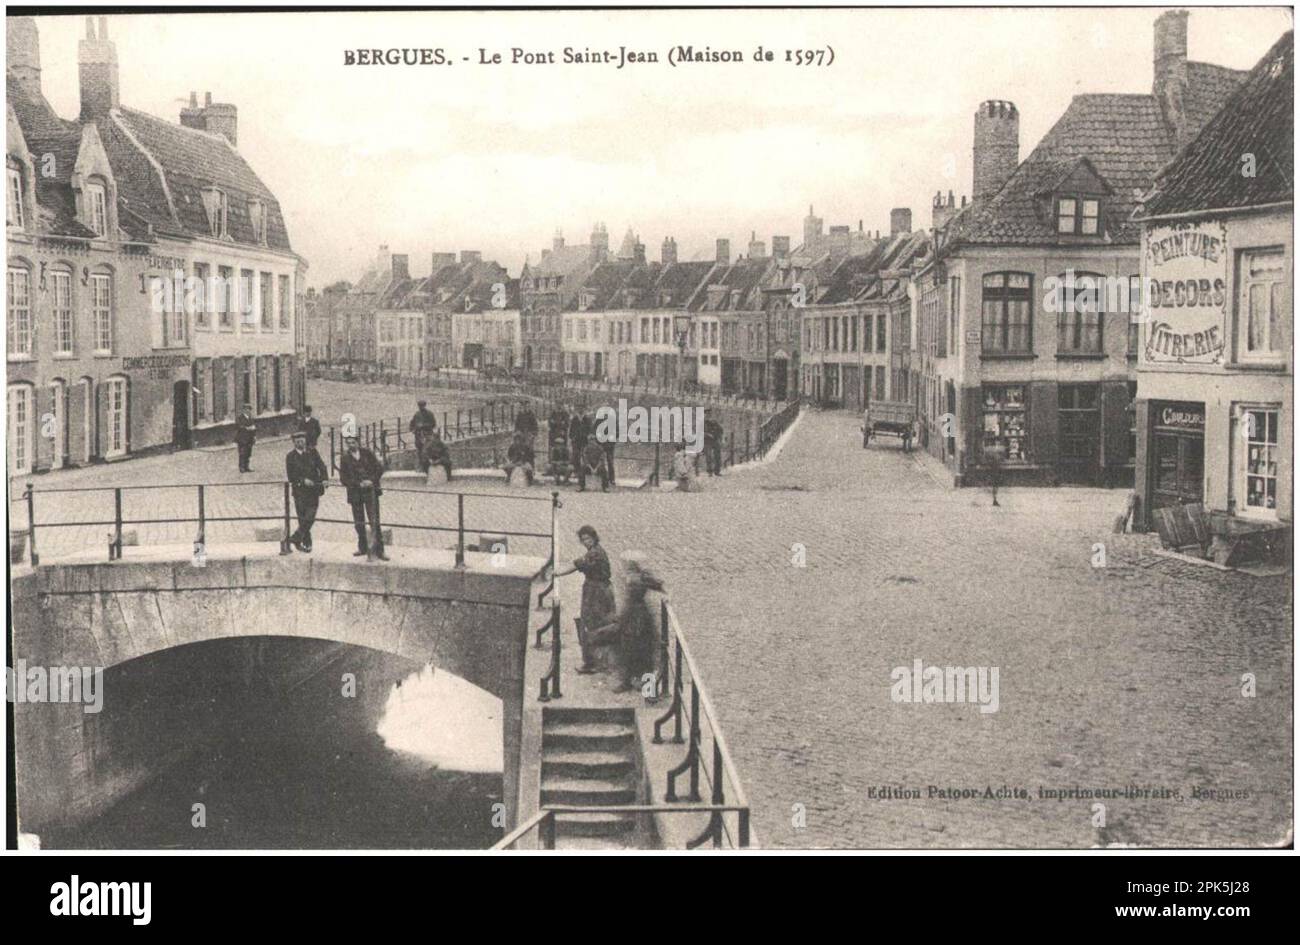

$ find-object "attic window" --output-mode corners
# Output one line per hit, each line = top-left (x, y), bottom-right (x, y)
(7, 167), (23, 228)
(85, 181), (108, 237)
(201, 187), (228, 238)
(1056, 197), (1100, 235)
(248, 200), (267, 244)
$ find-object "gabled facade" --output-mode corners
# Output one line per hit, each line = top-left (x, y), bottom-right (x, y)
(1132, 30), (1293, 532)
(6, 16), (304, 475)
(911, 10), (1247, 487)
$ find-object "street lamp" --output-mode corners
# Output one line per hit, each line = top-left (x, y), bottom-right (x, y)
(673, 314), (691, 391)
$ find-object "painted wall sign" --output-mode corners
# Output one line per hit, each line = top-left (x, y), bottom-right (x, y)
(1154, 401), (1205, 432)
(1143, 220), (1228, 365)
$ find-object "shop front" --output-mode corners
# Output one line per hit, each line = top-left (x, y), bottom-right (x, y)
(1147, 400), (1205, 512)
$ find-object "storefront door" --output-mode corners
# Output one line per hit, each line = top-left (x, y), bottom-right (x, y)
(1058, 384), (1100, 484)
(1150, 401), (1205, 510)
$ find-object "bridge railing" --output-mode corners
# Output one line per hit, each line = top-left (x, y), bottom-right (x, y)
(10, 480), (558, 570)
(493, 802), (752, 851)
(649, 598), (754, 849)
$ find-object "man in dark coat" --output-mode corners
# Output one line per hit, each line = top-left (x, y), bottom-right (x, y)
(297, 405), (321, 449)
(338, 434), (388, 560)
(579, 439), (609, 492)
(235, 404), (256, 472)
(514, 401), (539, 440)
(409, 400), (438, 472)
(285, 430), (328, 552)
(703, 414), (724, 476)
(503, 432), (535, 485)
(569, 409), (590, 489)
(422, 430), (453, 482)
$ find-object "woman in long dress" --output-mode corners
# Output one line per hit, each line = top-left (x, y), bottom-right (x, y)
(553, 525), (617, 674)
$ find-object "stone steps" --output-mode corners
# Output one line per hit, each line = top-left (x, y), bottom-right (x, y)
(539, 706), (643, 849)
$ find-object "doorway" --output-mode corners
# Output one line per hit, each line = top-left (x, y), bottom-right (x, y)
(1149, 401), (1205, 510)
(173, 379), (192, 450)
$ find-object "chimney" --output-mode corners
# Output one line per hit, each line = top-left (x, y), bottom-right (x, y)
(715, 238), (731, 266)
(1153, 9), (1191, 149)
(180, 91), (206, 130)
(553, 229), (565, 252)
(661, 236), (678, 266)
(932, 190), (963, 232)
(972, 100), (1019, 203)
(803, 205), (823, 248)
(771, 236), (791, 259)
(203, 96), (238, 147)
(391, 254), (410, 282)
(78, 16), (119, 120)
(828, 225), (851, 256)
(633, 241), (646, 266)
(431, 252), (456, 271)
(590, 222), (609, 263)
(6, 17), (41, 100)
(747, 231), (766, 259)
(460, 251), (482, 265)
(890, 208), (913, 238)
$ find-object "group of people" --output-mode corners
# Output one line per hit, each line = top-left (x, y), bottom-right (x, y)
(280, 405), (390, 560)
(554, 525), (664, 694)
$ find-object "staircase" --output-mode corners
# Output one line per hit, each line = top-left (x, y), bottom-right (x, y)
(540, 706), (644, 850)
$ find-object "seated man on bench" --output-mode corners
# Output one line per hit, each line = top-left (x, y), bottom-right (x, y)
(503, 431), (535, 486)
(422, 431), (453, 482)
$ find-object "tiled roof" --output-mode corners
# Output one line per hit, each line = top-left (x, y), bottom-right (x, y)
(567, 260), (636, 311)
(689, 258), (772, 312)
(111, 108), (291, 251)
(945, 64), (1246, 250)
(817, 231), (931, 304)
(1141, 32), (1293, 218)
(657, 261), (716, 308)
(6, 71), (293, 252)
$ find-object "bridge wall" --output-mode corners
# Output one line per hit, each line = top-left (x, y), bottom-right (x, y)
(10, 550), (538, 836)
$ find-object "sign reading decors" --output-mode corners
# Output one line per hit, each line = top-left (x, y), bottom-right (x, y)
(1143, 220), (1229, 365)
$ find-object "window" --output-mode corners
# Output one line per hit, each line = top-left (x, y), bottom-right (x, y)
(1237, 248), (1285, 361)
(50, 269), (74, 355)
(257, 357), (270, 413)
(85, 181), (108, 236)
(217, 266), (234, 328)
(1238, 406), (1280, 517)
(1127, 275), (1141, 357)
(8, 384), (33, 473)
(1056, 197), (1100, 235)
(193, 359), (210, 423)
(91, 272), (113, 353)
(1056, 271), (1104, 353)
(7, 266), (32, 358)
(876, 314), (887, 353)
(278, 275), (291, 331)
(240, 270), (255, 326)
(981, 272), (1033, 353)
(193, 263), (209, 328)
(7, 166), (23, 227)
(104, 377), (127, 457)
(259, 272), (273, 328)
(202, 188), (228, 238)
(248, 200), (267, 244)
(157, 274), (186, 348)
(982, 384), (1028, 463)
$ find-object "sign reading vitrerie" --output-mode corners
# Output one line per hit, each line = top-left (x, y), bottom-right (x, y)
(343, 45), (834, 69)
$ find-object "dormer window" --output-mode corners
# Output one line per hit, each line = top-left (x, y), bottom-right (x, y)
(201, 187), (228, 238)
(1056, 196), (1100, 235)
(85, 180), (108, 236)
(6, 166), (24, 228)
(248, 199), (267, 244)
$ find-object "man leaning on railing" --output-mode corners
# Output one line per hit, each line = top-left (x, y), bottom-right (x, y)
(339, 434), (388, 560)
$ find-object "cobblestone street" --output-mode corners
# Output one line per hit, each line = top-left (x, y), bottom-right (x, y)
(11, 403), (1292, 848)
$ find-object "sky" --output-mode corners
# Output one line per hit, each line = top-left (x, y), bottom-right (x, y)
(24, 7), (1293, 289)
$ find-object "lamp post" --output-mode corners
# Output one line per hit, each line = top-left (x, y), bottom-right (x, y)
(673, 314), (691, 393)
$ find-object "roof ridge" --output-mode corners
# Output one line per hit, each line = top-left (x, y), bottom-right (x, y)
(108, 109), (179, 226)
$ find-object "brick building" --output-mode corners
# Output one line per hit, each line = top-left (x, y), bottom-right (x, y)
(911, 10), (1246, 486)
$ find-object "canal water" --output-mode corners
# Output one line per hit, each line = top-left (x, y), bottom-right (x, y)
(51, 638), (506, 849)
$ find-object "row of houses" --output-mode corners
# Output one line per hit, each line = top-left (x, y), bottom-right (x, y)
(6, 16), (307, 477)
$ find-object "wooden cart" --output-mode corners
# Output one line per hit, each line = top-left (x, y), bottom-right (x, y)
(863, 401), (916, 451)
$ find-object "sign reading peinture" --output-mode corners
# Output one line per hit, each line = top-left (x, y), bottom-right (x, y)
(1143, 220), (1228, 365)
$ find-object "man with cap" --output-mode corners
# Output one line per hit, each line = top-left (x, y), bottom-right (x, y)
(297, 405), (322, 449)
(422, 428), (453, 482)
(235, 404), (256, 472)
(285, 429), (328, 552)
(338, 433), (388, 560)
(409, 400), (438, 472)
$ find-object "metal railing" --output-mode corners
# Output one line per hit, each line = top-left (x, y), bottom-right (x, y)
(11, 480), (557, 569)
(325, 403), (520, 475)
(651, 598), (753, 849)
(493, 803), (751, 851)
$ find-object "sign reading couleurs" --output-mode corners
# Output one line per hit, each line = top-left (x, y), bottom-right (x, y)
(1143, 220), (1228, 365)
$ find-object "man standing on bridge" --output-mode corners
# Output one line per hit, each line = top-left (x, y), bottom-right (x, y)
(409, 399), (438, 472)
(297, 404), (321, 449)
(339, 433), (388, 560)
(235, 404), (256, 472)
(285, 430), (328, 552)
